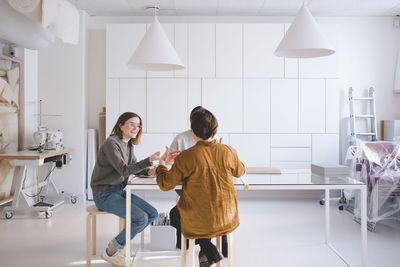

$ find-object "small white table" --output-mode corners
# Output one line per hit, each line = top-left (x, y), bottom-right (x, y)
(125, 170), (367, 267)
(0, 148), (73, 219)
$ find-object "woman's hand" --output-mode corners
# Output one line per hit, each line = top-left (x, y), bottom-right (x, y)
(150, 151), (161, 162)
(159, 146), (180, 165)
(147, 166), (156, 177)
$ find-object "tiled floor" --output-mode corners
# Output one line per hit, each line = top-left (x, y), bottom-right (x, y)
(0, 191), (399, 267)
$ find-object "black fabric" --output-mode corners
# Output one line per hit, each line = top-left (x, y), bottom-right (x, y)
(197, 239), (223, 265)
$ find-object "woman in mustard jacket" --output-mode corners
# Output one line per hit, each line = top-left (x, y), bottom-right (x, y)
(156, 108), (245, 267)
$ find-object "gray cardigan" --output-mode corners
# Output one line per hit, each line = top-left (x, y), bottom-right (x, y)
(90, 135), (152, 195)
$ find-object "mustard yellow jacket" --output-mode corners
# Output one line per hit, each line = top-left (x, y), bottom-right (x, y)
(156, 140), (245, 239)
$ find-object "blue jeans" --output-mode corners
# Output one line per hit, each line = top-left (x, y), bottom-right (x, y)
(93, 185), (158, 246)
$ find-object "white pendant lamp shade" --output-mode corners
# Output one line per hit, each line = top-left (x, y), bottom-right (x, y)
(274, 4), (335, 58)
(127, 17), (184, 71)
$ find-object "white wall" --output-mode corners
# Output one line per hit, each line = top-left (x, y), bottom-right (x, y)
(37, 12), (87, 196)
(87, 16), (400, 167)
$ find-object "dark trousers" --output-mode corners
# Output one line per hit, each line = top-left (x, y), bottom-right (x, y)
(169, 205), (228, 260)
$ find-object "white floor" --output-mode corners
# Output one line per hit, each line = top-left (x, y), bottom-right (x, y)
(0, 191), (399, 267)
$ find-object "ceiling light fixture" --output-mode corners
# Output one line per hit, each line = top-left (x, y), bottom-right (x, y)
(127, 6), (184, 71)
(274, 3), (335, 58)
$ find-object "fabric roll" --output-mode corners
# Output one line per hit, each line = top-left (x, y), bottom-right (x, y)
(7, 0), (42, 23)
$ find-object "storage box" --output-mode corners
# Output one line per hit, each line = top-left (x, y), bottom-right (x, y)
(147, 225), (176, 251)
(311, 163), (349, 176)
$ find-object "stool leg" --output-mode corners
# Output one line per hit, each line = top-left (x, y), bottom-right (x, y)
(228, 234), (233, 267)
(92, 215), (96, 255)
(216, 236), (222, 267)
(119, 218), (126, 232)
(86, 214), (91, 266)
(181, 234), (186, 267)
(188, 239), (195, 267)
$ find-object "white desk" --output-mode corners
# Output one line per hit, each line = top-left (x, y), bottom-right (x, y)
(124, 170), (367, 267)
(0, 148), (73, 219)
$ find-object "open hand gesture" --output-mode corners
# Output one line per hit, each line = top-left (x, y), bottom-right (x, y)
(160, 146), (180, 165)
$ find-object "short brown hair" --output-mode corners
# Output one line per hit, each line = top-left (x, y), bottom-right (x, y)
(190, 106), (203, 121)
(190, 109), (218, 140)
(110, 112), (143, 145)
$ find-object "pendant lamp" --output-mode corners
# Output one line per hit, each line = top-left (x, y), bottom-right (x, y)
(127, 7), (184, 71)
(274, 4), (335, 58)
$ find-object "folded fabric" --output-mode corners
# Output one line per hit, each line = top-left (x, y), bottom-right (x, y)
(0, 78), (9, 94)
(0, 82), (13, 104)
(0, 70), (6, 77)
(11, 83), (19, 108)
(8, 0), (42, 23)
(42, 0), (80, 44)
(0, 59), (12, 71)
(7, 67), (19, 89)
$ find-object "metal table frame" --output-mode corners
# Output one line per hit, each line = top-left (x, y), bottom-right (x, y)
(124, 175), (367, 267)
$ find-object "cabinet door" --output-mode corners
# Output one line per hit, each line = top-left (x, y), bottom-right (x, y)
(216, 24), (242, 78)
(243, 24), (284, 78)
(202, 79), (242, 133)
(106, 24), (146, 78)
(188, 24), (215, 78)
(119, 79), (147, 131)
(147, 79), (188, 133)
(299, 79), (325, 133)
(174, 24), (188, 78)
(243, 79), (270, 133)
(106, 79), (119, 136)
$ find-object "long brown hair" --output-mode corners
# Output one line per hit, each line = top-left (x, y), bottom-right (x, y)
(110, 112), (143, 145)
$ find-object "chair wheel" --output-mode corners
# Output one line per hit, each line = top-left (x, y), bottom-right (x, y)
(338, 205), (344, 211)
(5, 211), (13, 219)
(45, 211), (52, 219)
(319, 200), (325, 205)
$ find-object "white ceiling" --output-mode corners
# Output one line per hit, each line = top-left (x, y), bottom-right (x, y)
(70, 0), (400, 17)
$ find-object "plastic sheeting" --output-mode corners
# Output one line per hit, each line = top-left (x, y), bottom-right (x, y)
(346, 141), (400, 228)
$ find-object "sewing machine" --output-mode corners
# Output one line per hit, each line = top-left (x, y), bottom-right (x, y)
(33, 127), (63, 151)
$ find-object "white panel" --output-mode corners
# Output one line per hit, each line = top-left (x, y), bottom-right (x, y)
(202, 79), (242, 133)
(299, 56), (339, 78)
(106, 78), (119, 136)
(188, 24), (215, 77)
(230, 134), (270, 167)
(119, 79), (147, 131)
(283, 24), (298, 78)
(216, 24), (242, 78)
(188, 79), (201, 128)
(243, 79), (270, 133)
(299, 79), (325, 133)
(147, 79), (187, 132)
(271, 148), (311, 161)
(270, 79), (298, 133)
(271, 161), (311, 169)
(147, 24), (174, 78)
(106, 24), (146, 78)
(174, 24), (188, 77)
(271, 134), (311, 147)
(312, 134), (339, 164)
(326, 79), (340, 133)
(298, 24), (340, 79)
(135, 133), (176, 162)
(243, 24), (284, 78)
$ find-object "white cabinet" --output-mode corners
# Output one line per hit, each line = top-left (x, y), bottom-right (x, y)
(271, 148), (311, 161)
(299, 79), (325, 133)
(216, 24), (242, 78)
(174, 24), (188, 78)
(202, 79), (242, 133)
(188, 24), (215, 77)
(312, 134), (339, 164)
(147, 79), (187, 133)
(106, 79), (119, 136)
(230, 134), (270, 167)
(243, 79), (270, 133)
(119, 79), (147, 131)
(106, 24), (146, 78)
(270, 79), (298, 133)
(271, 134), (311, 147)
(243, 24), (284, 78)
(326, 79), (340, 133)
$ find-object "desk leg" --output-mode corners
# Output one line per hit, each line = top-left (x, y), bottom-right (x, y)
(126, 188), (131, 267)
(361, 187), (368, 267)
(325, 189), (330, 243)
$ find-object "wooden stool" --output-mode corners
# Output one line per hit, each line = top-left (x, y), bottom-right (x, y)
(86, 205), (126, 266)
(181, 233), (233, 267)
